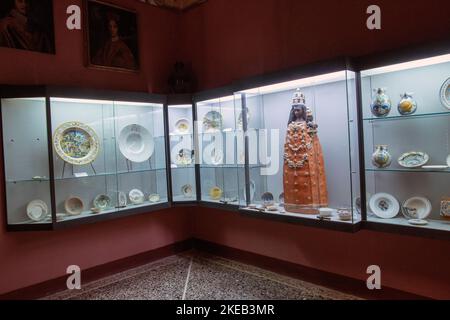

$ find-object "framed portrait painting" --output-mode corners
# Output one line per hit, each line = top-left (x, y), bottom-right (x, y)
(85, 0), (139, 72)
(0, 0), (55, 54)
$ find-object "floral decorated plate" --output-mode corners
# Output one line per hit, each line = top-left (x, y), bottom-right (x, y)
(398, 151), (429, 168)
(203, 111), (223, 133)
(129, 189), (145, 205)
(440, 77), (450, 110)
(26, 200), (48, 222)
(119, 124), (154, 163)
(93, 194), (111, 211)
(209, 186), (223, 200)
(369, 193), (399, 219)
(175, 118), (190, 134)
(182, 184), (194, 198)
(174, 148), (193, 166)
(148, 194), (161, 203)
(402, 196), (432, 220)
(53, 121), (99, 166)
(65, 197), (84, 216)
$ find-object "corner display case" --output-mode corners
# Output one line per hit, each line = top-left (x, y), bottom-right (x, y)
(194, 89), (243, 210)
(360, 52), (450, 235)
(235, 59), (361, 230)
(1, 86), (169, 231)
(167, 95), (197, 204)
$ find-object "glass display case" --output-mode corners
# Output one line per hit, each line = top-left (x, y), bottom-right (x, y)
(361, 53), (450, 233)
(167, 96), (197, 204)
(1, 86), (169, 231)
(194, 90), (242, 209)
(235, 61), (361, 229)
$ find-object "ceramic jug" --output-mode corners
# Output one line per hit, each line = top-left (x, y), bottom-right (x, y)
(372, 145), (392, 168)
(398, 93), (418, 115)
(371, 88), (392, 117)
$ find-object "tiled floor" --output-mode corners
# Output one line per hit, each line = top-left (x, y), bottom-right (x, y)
(44, 251), (359, 300)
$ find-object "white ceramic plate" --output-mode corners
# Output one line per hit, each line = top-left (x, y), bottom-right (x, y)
(408, 219), (429, 226)
(203, 111), (223, 133)
(129, 189), (145, 205)
(421, 165), (448, 170)
(174, 118), (190, 134)
(65, 197), (84, 216)
(182, 184), (194, 198)
(398, 151), (429, 168)
(118, 124), (154, 163)
(369, 193), (400, 219)
(26, 200), (48, 222)
(93, 194), (111, 210)
(440, 77), (450, 110)
(148, 194), (160, 203)
(402, 196), (432, 219)
(53, 121), (99, 166)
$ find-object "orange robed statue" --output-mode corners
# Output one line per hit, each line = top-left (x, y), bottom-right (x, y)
(283, 89), (328, 214)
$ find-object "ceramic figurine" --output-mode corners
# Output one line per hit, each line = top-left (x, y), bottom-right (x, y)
(397, 93), (417, 115)
(370, 88), (392, 117)
(283, 89), (328, 215)
(372, 145), (392, 168)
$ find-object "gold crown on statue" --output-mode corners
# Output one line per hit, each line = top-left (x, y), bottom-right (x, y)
(292, 89), (306, 105)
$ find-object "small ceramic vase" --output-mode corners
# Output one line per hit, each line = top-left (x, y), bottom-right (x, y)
(372, 145), (392, 168)
(371, 88), (392, 117)
(398, 93), (417, 115)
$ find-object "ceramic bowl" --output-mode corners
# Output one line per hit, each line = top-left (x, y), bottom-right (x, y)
(337, 208), (352, 221)
(402, 197), (432, 220)
(93, 194), (111, 211)
(148, 194), (161, 203)
(65, 197), (84, 216)
(398, 151), (429, 168)
(261, 192), (274, 207)
(26, 200), (49, 222)
(319, 208), (334, 217)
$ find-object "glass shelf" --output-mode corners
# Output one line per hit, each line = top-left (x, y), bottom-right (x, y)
(54, 167), (167, 181)
(363, 110), (450, 122)
(366, 168), (450, 174)
(6, 178), (50, 183)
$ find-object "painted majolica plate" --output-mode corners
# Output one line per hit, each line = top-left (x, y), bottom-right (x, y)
(93, 194), (111, 210)
(119, 124), (154, 163)
(398, 151), (429, 168)
(369, 193), (399, 219)
(26, 200), (48, 222)
(64, 197), (84, 216)
(53, 121), (99, 166)
(174, 148), (193, 166)
(148, 194), (161, 203)
(129, 189), (145, 205)
(174, 118), (190, 134)
(209, 186), (223, 200)
(182, 184), (194, 198)
(203, 111), (223, 133)
(440, 77), (450, 110)
(402, 196), (432, 220)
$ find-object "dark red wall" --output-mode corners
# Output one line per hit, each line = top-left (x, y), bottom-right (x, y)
(179, 0), (450, 90)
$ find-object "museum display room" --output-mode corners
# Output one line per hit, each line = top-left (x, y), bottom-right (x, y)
(1, 48), (450, 239)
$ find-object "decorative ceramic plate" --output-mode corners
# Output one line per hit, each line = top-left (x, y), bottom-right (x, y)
(421, 165), (448, 170)
(203, 111), (223, 133)
(93, 194), (111, 211)
(174, 118), (190, 134)
(53, 122), (99, 165)
(148, 194), (160, 203)
(129, 189), (145, 205)
(26, 200), (48, 222)
(118, 124), (154, 163)
(440, 77), (450, 110)
(237, 107), (250, 129)
(209, 187), (223, 200)
(398, 151), (429, 168)
(369, 193), (400, 219)
(408, 219), (429, 226)
(64, 197), (84, 216)
(118, 192), (127, 207)
(182, 184), (194, 198)
(402, 196), (432, 219)
(209, 147), (224, 165)
(174, 148), (193, 165)
(261, 192), (274, 207)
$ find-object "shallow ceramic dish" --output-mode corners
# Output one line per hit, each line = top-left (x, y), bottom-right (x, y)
(118, 124), (154, 163)
(209, 147), (224, 165)
(402, 196), (432, 220)
(53, 121), (99, 165)
(369, 193), (400, 219)
(421, 165), (448, 170)
(64, 197), (84, 216)
(174, 148), (193, 166)
(398, 151), (429, 168)
(182, 184), (194, 198)
(174, 118), (190, 134)
(440, 77), (450, 110)
(261, 192), (275, 207)
(26, 200), (49, 222)
(93, 194), (111, 211)
(408, 219), (429, 226)
(209, 187), (223, 200)
(129, 189), (145, 205)
(319, 208), (333, 218)
(203, 111), (223, 133)
(148, 194), (160, 203)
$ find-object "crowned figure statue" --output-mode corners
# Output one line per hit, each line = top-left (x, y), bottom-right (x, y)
(283, 89), (328, 214)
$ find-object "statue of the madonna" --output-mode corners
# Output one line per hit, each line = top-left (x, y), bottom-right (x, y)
(283, 89), (328, 214)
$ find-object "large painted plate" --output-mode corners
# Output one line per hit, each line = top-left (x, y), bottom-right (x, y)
(53, 121), (99, 165)
(119, 124), (154, 163)
(26, 200), (48, 222)
(369, 193), (400, 219)
(440, 77), (450, 110)
(398, 151), (429, 168)
(203, 111), (223, 133)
